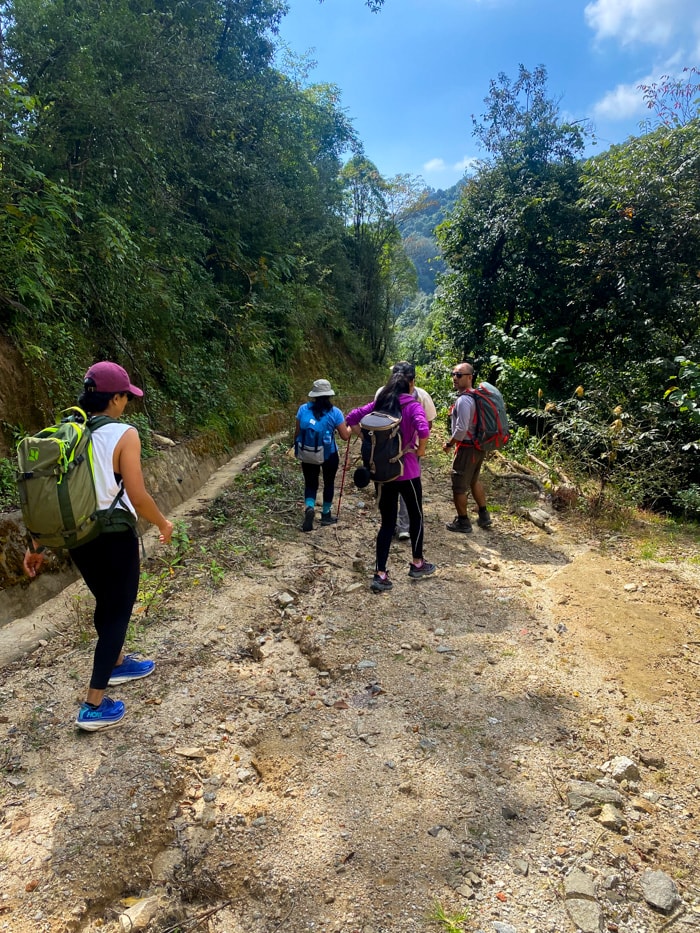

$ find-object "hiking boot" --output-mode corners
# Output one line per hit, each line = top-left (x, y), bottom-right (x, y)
(408, 560), (436, 579)
(477, 509), (493, 529)
(320, 512), (338, 526)
(108, 655), (155, 686)
(76, 696), (126, 732)
(370, 573), (393, 593)
(302, 506), (315, 532)
(397, 530), (410, 541)
(446, 516), (473, 534)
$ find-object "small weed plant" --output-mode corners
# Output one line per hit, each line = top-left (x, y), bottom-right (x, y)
(427, 900), (470, 933)
(137, 519), (192, 618)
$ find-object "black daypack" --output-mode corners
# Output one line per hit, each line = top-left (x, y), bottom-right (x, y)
(469, 382), (510, 451)
(359, 409), (405, 483)
(16, 407), (136, 550)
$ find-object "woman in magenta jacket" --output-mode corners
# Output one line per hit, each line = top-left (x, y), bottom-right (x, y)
(346, 372), (436, 593)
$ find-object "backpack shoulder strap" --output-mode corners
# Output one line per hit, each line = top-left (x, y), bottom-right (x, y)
(87, 415), (120, 432)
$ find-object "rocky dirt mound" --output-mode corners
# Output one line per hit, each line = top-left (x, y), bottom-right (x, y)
(0, 441), (699, 933)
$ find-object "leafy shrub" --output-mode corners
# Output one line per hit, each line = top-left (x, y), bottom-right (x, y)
(0, 458), (18, 511)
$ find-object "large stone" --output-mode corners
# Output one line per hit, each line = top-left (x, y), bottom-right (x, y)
(564, 870), (602, 932)
(640, 870), (681, 914)
(597, 803), (627, 832)
(119, 896), (160, 931)
(567, 781), (624, 811)
(607, 756), (641, 782)
(565, 897), (603, 933)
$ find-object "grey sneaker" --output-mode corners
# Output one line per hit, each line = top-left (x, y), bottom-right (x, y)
(408, 561), (436, 579)
(397, 530), (410, 541)
(302, 507), (315, 532)
(446, 516), (473, 534)
(370, 573), (393, 593)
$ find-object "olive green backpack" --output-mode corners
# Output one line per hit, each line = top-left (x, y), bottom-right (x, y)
(16, 407), (136, 551)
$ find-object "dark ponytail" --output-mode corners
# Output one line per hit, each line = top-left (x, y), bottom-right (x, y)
(375, 372), (410, 416)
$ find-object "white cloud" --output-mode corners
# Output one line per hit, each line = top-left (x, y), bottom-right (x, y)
(592, 61), (699, 123)
(453, 156), (479, 174)
(592, 81), (646, 120)
(423, 158), (447, 173)
(423, 156), (479, 177)
(584, 0), (700, 47)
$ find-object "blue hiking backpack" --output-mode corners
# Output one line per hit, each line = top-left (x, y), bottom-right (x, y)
(295, 405), (331, 465)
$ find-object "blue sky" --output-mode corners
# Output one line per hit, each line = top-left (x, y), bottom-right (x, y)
(276, 0), (700, 189)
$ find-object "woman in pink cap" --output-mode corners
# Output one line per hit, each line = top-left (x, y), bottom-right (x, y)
(23, 361), (173, 731)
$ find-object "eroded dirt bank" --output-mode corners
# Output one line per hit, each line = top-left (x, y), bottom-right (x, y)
(0, 441), (698, 933)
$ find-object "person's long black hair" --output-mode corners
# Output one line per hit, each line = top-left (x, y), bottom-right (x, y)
(375, 372), (410, 416)
(309, 396), (333, 419)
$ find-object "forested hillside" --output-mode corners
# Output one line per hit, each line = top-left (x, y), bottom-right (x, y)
(1, 2), (699, 520)
(400, 183), (463, 293)
(396, 67), (700, 517)
(0, 0), (417, 458)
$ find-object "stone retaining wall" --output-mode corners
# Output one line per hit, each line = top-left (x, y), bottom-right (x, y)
(0, 439), (234, 628)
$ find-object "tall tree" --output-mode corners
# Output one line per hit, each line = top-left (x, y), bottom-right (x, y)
(341, 157), (418, 362)
(435, 65), (588, 370)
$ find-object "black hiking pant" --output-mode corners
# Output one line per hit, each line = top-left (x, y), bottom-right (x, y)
(70, 530), (140, 690)
(376, 476), (424, 572)
(302, 450), (340, 507)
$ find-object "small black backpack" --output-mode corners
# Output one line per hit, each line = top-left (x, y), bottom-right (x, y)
(359, 410), (405, 483)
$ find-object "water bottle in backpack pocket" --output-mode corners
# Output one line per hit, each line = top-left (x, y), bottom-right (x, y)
(295, 405), (328, 464)
(359, 410), (404, 483)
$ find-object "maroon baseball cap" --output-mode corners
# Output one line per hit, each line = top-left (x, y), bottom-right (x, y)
(84, 361), (143, 397)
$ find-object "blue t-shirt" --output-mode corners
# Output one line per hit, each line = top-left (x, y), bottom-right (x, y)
(296, 403), (345, 458)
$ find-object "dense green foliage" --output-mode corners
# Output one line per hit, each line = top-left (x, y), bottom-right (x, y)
(0, 0), (412, 443)
(424, 65), (700, 512)
(2, 0), (699, 520)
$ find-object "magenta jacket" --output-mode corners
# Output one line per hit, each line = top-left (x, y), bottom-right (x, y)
(346, 393), (430, 481)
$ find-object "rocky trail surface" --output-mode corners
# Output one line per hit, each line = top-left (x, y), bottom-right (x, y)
(0, 439), (699, 933)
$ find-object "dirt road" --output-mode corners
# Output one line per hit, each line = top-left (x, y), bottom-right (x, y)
(0, 440), (698, 933)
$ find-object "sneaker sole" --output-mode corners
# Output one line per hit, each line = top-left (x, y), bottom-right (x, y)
(409, 568), (437, 579)
(446, 525), (473, 534)
(302, 509), (315, 532)
(76, 715), (126, 732)
(108, 668), (155, 686)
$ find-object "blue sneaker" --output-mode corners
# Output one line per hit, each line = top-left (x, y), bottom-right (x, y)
(108, 655), (155, 685)
(76, 696), (126, 731)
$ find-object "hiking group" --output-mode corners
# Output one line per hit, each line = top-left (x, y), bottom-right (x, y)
(18, 357), (507, 731)
(294, 361), (509, 594)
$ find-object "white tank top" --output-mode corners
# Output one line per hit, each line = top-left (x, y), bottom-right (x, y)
(90, 421), (137, 517)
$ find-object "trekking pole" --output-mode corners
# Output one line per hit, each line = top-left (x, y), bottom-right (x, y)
(335, 437), (353, 519)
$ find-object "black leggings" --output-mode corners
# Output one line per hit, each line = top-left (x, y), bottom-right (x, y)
(376, 476), (424, 572)
(302, 450), (340, 505)
(70, 531), (140, 690)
